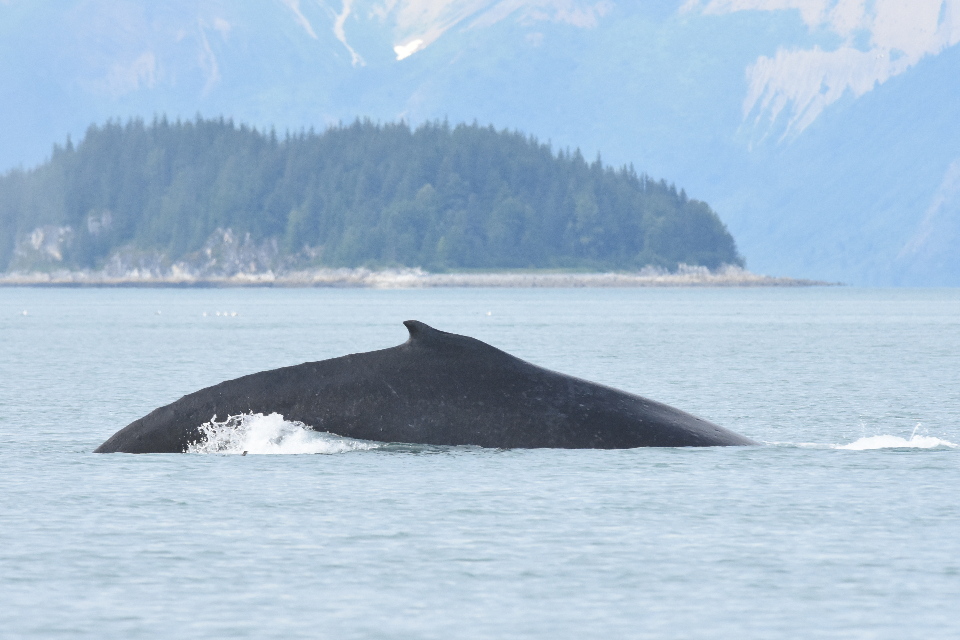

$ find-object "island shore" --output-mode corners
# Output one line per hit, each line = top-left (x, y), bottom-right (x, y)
(0, 265), (832, 287)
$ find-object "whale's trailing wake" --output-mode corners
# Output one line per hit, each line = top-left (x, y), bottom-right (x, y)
(186, 413), (380, 455)
(184, 413), (959, 455)
(778, 426), (958, 451)
(836, 434), (957, 450)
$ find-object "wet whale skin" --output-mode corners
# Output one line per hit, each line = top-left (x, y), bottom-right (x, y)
(95, 320), (757, 453)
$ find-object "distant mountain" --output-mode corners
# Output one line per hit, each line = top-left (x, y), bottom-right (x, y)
(1, 1), (958, 284)
(0, 118), (742, 274)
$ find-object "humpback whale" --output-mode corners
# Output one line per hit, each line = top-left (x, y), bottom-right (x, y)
(95, 320), (756, 453)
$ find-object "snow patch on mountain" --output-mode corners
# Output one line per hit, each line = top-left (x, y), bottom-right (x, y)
(685, 0), (960, 139)
(375, 0), (609, 59)
(280, 0), (319, 38)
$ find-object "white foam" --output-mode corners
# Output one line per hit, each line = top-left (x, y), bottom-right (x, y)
(837, 434), (958, 450)
(186, 412), (380, 455)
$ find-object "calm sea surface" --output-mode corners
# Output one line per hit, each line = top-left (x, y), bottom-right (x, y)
(1, 287), (958, 639)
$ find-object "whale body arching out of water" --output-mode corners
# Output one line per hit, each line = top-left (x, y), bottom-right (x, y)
(95, 320), (757, 453)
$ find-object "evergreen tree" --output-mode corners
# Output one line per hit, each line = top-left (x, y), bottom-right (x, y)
(0, 118), (744, 272)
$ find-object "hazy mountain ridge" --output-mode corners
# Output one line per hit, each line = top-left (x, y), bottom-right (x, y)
(1, 1), (958, 283)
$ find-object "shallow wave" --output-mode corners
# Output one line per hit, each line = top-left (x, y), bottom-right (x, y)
(185, 414), (958, 454)
(186, 413), (381, 455)
(836, 434), (958, 450)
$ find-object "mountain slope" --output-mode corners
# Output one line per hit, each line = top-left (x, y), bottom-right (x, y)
(1, 1), (958, 283)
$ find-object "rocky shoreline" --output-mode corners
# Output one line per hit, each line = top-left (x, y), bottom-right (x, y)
(0, 265), (831, 287)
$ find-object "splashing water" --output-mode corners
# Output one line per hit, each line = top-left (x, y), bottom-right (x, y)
(186, 415), (957, 454)
(837, 434), (957, 450)
(186, 413), (381, 455)
(766, 424), (957, 450)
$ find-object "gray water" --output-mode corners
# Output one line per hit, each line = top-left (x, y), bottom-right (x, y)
(1, 287), (958, 639)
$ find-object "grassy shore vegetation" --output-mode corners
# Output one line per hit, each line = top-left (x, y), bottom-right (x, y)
(0, 117), (743, 272)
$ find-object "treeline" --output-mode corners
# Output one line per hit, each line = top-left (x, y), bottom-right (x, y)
(0, 117), (743, 271)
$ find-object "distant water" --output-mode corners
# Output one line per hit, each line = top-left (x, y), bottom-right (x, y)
(1, 287), (958, 639)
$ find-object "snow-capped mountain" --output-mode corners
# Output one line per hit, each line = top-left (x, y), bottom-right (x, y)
(2, 0), (958, 284)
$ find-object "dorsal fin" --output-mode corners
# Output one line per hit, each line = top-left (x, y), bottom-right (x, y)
(403, 320), (471, 349)
(403, 320), (440, 341)
(401, 320), (511, 360)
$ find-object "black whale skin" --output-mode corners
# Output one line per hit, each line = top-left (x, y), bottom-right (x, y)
(95, 320), (757, 453)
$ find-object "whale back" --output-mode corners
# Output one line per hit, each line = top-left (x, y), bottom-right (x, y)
(94, 320), (756, 452)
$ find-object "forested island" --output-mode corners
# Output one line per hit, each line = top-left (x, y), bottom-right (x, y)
(0, 118), (744, 278)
